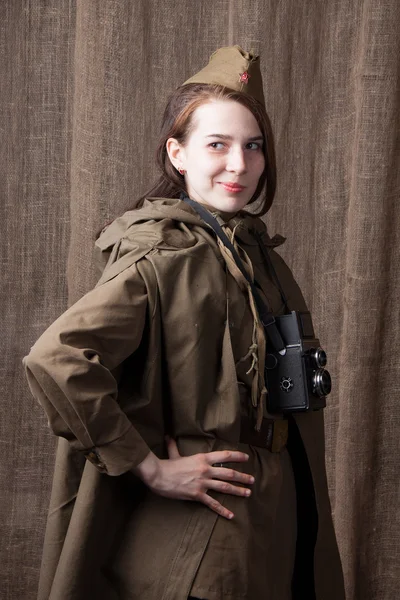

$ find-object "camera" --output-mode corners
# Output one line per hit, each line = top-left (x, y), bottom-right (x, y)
(265, 311), (331, 414)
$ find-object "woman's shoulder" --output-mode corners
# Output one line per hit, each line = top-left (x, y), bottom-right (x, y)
(96, 197), (202, 248)
(234, 213), (286, 249)
(94, 197), (204, 284)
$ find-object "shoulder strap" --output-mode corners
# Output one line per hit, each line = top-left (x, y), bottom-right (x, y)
(252, 229), (290, 313)
(181, 193), (286, 355)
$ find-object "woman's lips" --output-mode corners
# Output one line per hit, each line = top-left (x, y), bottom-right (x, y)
(219, 182), (245, 193)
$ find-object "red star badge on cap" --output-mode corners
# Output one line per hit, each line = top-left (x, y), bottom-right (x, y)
(239, 71), (250, 84)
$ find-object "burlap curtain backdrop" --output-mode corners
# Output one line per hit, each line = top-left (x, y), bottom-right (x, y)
(1, 1), (399, 598)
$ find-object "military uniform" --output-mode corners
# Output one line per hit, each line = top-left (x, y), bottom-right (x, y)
(23, 47), (345, 600)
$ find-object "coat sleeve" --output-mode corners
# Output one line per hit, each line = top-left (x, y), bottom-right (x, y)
(23, 263), (151, 476)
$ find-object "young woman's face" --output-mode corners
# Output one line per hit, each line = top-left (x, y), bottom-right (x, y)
(167, 99), (265, 213)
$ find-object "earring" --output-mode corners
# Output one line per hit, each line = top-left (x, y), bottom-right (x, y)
(178, 167), (185, 175)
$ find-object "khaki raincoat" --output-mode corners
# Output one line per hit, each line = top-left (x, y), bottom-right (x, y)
(23, 197), (345, 600)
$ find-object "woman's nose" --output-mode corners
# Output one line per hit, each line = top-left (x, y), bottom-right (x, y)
(226, 148), (247, 174)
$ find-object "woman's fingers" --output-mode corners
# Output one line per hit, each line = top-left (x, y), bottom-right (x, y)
(197, 492), (234, 520)
(210, 466), (255, 486)
(206, 450), (250, 465)
(206, 450), (255, 485)
(205, 478), (252, 497)
(165, 436), (181, 460)
(141, 446), (255, 520)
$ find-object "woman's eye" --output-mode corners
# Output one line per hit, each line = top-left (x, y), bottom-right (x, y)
(209, 142), (225, 149)
(208, 141), (262, 150)
(246, 142), (262, 150)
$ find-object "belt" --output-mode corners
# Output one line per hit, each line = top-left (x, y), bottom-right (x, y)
(239, 416), (288, 453)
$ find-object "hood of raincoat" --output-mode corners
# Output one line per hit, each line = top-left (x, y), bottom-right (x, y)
(94, 196), (286, 279)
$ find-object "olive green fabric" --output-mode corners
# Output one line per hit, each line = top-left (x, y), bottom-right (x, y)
(183, 45), (266, 107)
(23, 199), (344, 599)
(2, 1), (400, 599)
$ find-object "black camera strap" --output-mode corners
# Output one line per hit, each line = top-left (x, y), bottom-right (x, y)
(251, 229), (290, 313)
(180, 192), (286, 355)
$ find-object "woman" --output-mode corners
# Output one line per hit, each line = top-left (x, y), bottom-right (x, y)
(23, 46), (345, 600)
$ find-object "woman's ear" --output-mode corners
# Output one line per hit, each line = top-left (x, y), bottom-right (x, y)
(166, 137), (185, 171)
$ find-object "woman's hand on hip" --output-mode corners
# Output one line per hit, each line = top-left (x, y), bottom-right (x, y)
(131, 437), (254, 520)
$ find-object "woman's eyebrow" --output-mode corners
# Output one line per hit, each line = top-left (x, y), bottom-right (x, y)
(205, 134), (264, 141)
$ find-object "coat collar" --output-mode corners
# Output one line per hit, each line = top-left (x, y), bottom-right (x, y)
(225, 213), (286, 248)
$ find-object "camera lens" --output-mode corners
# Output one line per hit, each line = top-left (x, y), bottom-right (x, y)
(312, 348), (327, 368)
(313, 368), (332, 396)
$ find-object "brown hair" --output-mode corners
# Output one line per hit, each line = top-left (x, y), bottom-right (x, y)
(136, 83), (277, 217)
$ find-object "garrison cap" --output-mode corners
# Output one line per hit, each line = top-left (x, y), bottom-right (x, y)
(183, 45), (265, 108)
